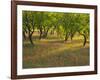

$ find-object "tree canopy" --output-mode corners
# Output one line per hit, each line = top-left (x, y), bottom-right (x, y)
(22, 11), (89, 46)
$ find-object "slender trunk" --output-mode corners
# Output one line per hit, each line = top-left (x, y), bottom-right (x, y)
(50, 30), (54, 35)
(70, 34), (73, 41)
(78, 31), (87, 46)
(42, 29), (49, 38)
(65, 33), (69, 41)
(70, 32), (75, 41)
(29, 34), (34, 46)
(39, 28), (42, 40)
(43, 32), (47, 38)
(51, 26), (56, 35)
(83, 34), (87, 46)
(28, 29), (34, 46)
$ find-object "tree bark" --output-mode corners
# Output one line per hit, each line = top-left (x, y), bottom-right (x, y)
(65, 33), (69, 41)
(42, 28), (49, 38)
(70, 34), (74, 41)
(39, 28), (42, 40)
(29, 34), (34, 46)
(28, 28), (34, 46)
(83, 34), (87, 46)
(78, 31), (87, 47)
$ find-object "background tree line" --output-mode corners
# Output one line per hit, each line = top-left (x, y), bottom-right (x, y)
(23, 11), (89, 46)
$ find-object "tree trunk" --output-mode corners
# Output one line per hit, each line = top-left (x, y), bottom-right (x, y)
(39, 29), (42, 40)
(42, 29), (49, 38)
(50, 30), (54, 35)
(70, 34), (73, 41)
(42, 32), (47, 38)
(65, 34), (69, 41)
(29, 34), (34, 46)
(78, 31), (87, 47)
(83, 34), (87, 46)
(28, 30), (34, 46)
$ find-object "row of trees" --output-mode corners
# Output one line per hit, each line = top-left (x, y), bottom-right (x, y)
(23, 11), (89, 46)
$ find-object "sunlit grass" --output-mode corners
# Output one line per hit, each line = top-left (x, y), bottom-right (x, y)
(23, 35), (89, 68)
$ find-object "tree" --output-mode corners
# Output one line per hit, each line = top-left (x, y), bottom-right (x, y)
(40, 12), (53, 38)
(76, 14), (89, 46)
(23, 11), (36, 45)
(68, 14), (79, 41)
(23, 11), (89, 47)
(61, 13), (73, 41)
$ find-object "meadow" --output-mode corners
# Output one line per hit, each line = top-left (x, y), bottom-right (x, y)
(22, 11), (90, 68)
(23, 32), (89, 68)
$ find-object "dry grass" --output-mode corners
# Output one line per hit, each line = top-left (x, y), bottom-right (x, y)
(23, 35), (89, 68)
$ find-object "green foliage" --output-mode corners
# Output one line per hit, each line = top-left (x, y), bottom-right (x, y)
(22, 11), (90, 68)
(22, 11), (90, 46)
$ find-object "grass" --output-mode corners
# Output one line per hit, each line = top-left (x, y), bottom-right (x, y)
(23, 35), (89, 68)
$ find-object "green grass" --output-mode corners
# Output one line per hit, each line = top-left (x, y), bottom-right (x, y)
(23, 35), (89, 68)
